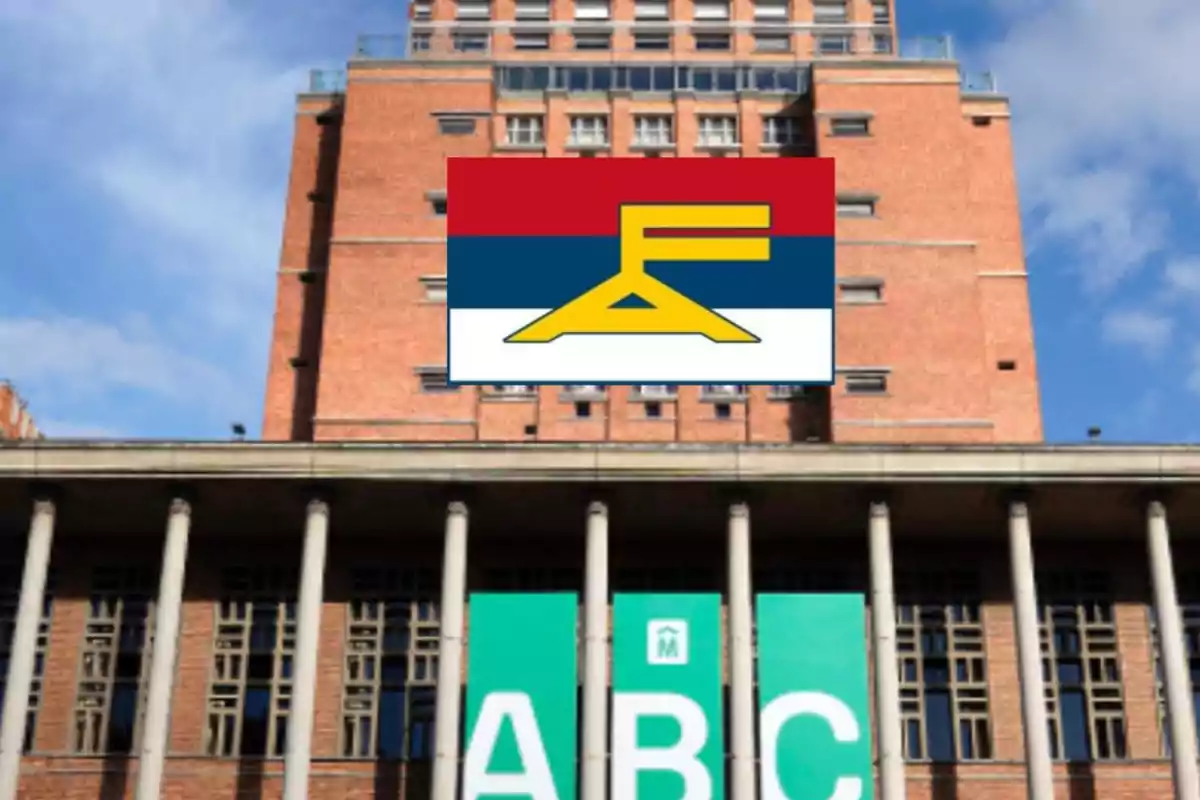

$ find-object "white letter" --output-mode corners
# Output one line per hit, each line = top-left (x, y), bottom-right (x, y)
(463, 692), (560, 800)
(759, 691), (862, 800)
(611, 692), (712, 800)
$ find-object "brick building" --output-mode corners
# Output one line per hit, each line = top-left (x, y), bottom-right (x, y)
(1, 3), (1197, 800)
(0, 383), (41, 441)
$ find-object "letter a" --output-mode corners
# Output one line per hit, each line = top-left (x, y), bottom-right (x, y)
(611, 692), (712, 800)
(463, 692), (560, 800)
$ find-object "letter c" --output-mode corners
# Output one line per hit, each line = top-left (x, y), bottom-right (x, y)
(759, 691), (863, 800)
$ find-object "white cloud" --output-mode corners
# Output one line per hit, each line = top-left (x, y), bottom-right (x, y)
(1164, 258), (1200, 296)
(1101, 309), (1174, 358)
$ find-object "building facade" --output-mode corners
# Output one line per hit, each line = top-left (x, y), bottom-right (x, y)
(0, 383), (41, 441)
(263, 0), (1040, 446)
(0, 443), (1198, 800)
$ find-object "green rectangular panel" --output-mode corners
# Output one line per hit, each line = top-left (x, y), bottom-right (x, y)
(612, 593), (725, 800)
(462, 593), (579, 800)
(755, 593), (874, 800)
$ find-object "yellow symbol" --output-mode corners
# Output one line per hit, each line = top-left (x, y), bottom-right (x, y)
(505, 204), (771, 343)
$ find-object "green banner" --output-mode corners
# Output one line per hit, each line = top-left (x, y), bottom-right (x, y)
(755, 593), (874, 800)
(612, 593), (725, 800)
(462, 593), (579, 800)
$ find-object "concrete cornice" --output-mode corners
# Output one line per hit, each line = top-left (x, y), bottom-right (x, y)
(0, 442), (1198, 483)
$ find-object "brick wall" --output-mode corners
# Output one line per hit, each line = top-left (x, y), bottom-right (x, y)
(0, 383), (41, 440)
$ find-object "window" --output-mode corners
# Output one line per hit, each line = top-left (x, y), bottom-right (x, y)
(506, 115), (545, 145)
(416, 368), (457, 393)
(634, 0), (669, 18)
(419, 275), (447, 303)
(755, 32), (791, 51)
(73, 566), (156, 755)
(830, 116), (871, 136)
(753, 0), (788, 21)
(567, 384), (605, 396)
(341, 568), (440, 760)
(516, 0), (551, 17)
(634, 32), (671, 50)
(637, 384), (676, 398)
(412, 0), (432, 18)
(569, 116), (609, 146)
(837, 195), (877, 217)
(437, 117), (477, 135)
(839, 279), (883, 303)
(873, 33), (894, 53)
(456, 0), (490, 18)
(812, 0), (847, 23)
(575, 0), (611, 18)
(896, 571), (992, 762)
(633, 115), (673, 146)
(452, 31), (489, 51)
(205, 566), (297, 757)
(703, 384), (746, 398)
(0, 558), (54, 753)
(694, 33), (731, 50)
(1151, 572), (1200, 756)
(767, 384), (804, 400)
(513, 32), (550, 49)
(762, 115), (804, 146)
(428, 193), (447, 216)
(872, 0), (890, 23)
(815, 33), (854, 54)
(645, 401), (663, 419)
(844, 372), (887, 394)
(693, 0), (730, 19)
(490, 384), (536, 396)
(574, 31), (611, 49)
(410, 32), (432, 52)
(714, 403), (732, 419)
(697, 116), (738, 147)
(1038, 571), (1127, 761)
(575, 401), (592, 419)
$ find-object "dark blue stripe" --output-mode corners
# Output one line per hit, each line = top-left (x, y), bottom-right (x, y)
(448, 236), (834, 310)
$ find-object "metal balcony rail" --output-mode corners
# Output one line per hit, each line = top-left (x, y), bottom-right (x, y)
(961, 71), (999, 94)
(309, 68), (348, 93)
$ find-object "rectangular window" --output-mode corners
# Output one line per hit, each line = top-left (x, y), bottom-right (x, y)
(411, 32), (432, 52)
(755, 32), (791, 51)
(634, 0), (669, 18)
(506, 115), (545, 145)
(412, 0), (432, 18)
(516, 0), (551, 17)
(694, 33), (731, 50)
(419, 275), (447, 303)
(0, 559), (54, 753)
(1038, 571), (1128, 761)
(569, 116), (609, 146)
(416, 368), (457, 393)
(693, 0), (730, 19)
(574, 31), (611, 49)
(637, 384), (677, 398)
(812, 0), (848, 23)
(634, 32), (671, 49)
(815, 33), (854, 54)
(341, 568), (440, 759)
(437, 117), (477, 135)
(767, 385), (805, 400)
(452, 31), (490, 51)
(753, 0), (788, 21)
(844, 372), (887, 394)
(490, 384), (537, 396)
(575, 0), (611, 18)
(702, 384), (747, 398)
(872, 0), (890, 23)
(762, 115), (804, 146)
(896, 571), (992, 761)
(633, 115), (673, 146)
(839, 280), (883, 303)
(697, 116), (738, 147)
(73, 566), (156, 755)
(205, 566), (297, 757)
(429, 195), (447, 216)
(456, 0), (491, 18)
(513, 32), (550, 49)
(837, 196), (877, 217)
(1152, 572), (1200, 755)
(830, 116), (871, 136)
(873, 33), (894, 54)
(567, 384), (605, 396)
(575, 401), (592, 419)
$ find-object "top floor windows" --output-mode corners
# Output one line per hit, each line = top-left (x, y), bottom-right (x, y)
(634, 0), (670, 19)
(574, 0), (610, 19)
(496, 64), (809, 95)
(812, 0), (848, 24)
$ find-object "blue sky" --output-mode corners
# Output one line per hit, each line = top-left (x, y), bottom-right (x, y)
(1, 0), (1198, 442)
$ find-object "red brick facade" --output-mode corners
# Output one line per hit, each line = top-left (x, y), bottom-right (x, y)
(0, 383), (40, 441)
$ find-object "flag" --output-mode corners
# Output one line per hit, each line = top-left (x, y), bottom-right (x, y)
(446, 157), (835, 384)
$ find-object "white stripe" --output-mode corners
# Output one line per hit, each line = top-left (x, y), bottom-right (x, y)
(448, 308), (833, 382)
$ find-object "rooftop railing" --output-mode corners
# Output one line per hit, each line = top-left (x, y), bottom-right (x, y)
(961, 71), (999, 94)
(308, 68), (347, 93)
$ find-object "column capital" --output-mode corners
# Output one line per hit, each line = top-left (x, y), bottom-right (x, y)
(1148, 499), (1168, 521)
(587, 500), (609, 517)
(447, 500), (469, 518)
(1002, 487), (1033, 515)
(728, 502), (750, 520)
(28, 481), (62, 509)
(306, 497), (331, 518)
(168, 496), (193, 518)
(868, 499), (890, 519)
(862, 485), (892, 509)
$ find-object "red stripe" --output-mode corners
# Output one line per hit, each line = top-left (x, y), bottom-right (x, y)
(446, 157), (834, 237)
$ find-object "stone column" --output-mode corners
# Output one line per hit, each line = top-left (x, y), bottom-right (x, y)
(0, 496), (56, 800)
(135, 496), (193, 800)
(1008, 499), (1054, 800)
(282, 498), (331, 800)
(1146, 500), (1200, 800)
(869, 500), (905, 800)
(582, 501), (609, 800)
(432, 501), (469, 800)
(728, 502), (756, 800)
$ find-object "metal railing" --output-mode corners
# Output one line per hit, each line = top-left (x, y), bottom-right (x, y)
(308, 68), (347, 93)
(960, 71), (999, 94)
